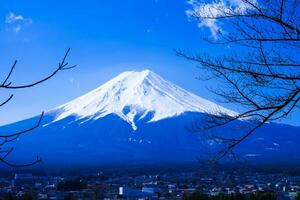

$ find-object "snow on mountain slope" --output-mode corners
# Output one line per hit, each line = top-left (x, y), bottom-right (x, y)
(49, 69), (237, 130)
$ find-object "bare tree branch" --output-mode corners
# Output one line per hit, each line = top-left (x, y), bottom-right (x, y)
(0, 95), (13, 108)
(0, 48), (76, 89)
(0, 48), (75, 167)
(183, 0), (300, 161)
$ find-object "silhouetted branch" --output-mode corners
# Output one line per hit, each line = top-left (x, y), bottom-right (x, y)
(184, 0), (300, 161)
(0, 48), (75, 167)
(0, 48), (76, 89)
(0, 95), (13, 108)
(0, 112), (44, 139)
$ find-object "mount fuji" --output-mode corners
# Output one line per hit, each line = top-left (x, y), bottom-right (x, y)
(48, 69), (237, 130)
(1, 70), (300, 167)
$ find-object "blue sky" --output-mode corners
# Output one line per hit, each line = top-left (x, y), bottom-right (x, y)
(0, 0), (299, 126)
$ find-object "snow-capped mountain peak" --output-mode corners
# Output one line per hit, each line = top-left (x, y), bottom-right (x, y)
(50, 69), (237, 130)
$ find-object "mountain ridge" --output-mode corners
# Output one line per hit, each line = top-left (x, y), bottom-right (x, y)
(1, 69), (299, 166)
(46, 69), (237, 130)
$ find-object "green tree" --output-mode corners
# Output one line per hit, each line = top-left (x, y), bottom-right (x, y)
(57, 179), (87, 191)
(3, 194), (17, 200)
(22, 192), (37, 200)
(249, 192), (276, 200)
(183, 191), (209, 200)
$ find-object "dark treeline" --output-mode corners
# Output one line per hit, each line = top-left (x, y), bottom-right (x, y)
(184, 191), (279, 200)
(56, 179), (87, 191)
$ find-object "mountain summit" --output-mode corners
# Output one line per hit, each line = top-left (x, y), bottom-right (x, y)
(49, 69), (236, 130)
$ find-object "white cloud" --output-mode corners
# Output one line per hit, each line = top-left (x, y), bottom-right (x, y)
(186, 0), (257, 39)
(12, 24), (22, 33)
(4, 12), (32, 33)
(5, 12), (24, 24)
(198, 18), (221, 39)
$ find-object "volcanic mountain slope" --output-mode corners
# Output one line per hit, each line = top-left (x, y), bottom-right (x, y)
(1, 70), (300, 166)
(47, 69), (237, 130)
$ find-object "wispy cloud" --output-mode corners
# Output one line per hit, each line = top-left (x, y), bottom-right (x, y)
(5, 12), (24, 24)
(186, 0), (256, 39)
(5, 12), (32, 33)
(12, 24), (22, 33)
